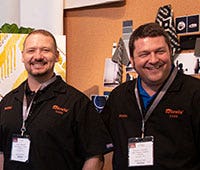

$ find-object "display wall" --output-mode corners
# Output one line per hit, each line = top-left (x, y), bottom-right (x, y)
(64, 0), (200, 95)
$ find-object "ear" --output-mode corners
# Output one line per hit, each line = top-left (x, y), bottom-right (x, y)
(130, 57), (135, 69)
(55, 50), (59, 62)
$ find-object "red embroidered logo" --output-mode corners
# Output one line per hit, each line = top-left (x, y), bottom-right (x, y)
(128, 143), (136, 148)
(52, 105), (68, 115)
(4, 106), (12, 110)
(118, 113), (128, 118)
(165, 108), (184, 118)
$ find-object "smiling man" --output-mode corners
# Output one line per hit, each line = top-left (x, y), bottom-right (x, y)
(101, 23), (200, 170)
(22, 30), (59, 91)
(0, 29), (113, 170)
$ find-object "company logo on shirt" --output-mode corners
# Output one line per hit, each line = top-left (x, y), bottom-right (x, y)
(106, 143), (114, 149)
(4, 105), (13, 110)
(52, 105), (68, 115)
(118, 113), (128, 118)
(165, 108), (184, 118)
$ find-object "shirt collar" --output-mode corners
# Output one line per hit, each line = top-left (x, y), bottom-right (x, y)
(25, 74), (57, 94)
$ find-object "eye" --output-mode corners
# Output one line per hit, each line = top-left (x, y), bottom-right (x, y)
(41, 48), (51, 54)
(138, 52), (150, 58)
(26, 49), (35, 53)
(42, 48), (50, 52)
(156, 49), (166, 55)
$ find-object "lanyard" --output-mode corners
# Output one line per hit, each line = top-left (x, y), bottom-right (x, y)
(21, 94), (34, 136)
(21, 75), (57, 136)
(134, 67), (178, 138)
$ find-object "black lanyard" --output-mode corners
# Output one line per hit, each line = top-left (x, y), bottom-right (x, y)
(134, 67), (178, 138)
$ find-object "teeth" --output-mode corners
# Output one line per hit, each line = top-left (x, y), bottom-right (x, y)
(154, 65), (160, 69)
(31, 62), (46, 68)
(31, 62), (46, 65)
(148, 65), (161, 69)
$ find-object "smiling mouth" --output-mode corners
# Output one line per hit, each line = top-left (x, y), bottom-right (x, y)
(146, 64), (163, 70)
(31, 61), (47, 65)
(30, 62), (47, 68)
(147, 66), (160, 70)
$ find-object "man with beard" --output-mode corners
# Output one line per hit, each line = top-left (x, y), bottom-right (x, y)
(0, 29), (112, 170)
(101, 23), (200, 170)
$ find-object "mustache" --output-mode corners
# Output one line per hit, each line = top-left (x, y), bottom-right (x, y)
(30, 59), (47, 64)
(146, 63), (163, 69)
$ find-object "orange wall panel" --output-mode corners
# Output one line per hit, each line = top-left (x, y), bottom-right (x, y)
(64, 0), (200, 95)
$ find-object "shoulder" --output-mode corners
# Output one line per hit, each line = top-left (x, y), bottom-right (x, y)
(53, 76), (90, 101)
(170, 72), (200, 96)
(109, 80), (136, 98)
(176, 72), (200, 87)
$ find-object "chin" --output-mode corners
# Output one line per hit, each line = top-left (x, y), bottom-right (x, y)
(31, 72), (48, 77)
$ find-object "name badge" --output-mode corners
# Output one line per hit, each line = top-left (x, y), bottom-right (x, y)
(10, 134), (31, 163)
(128, 136), (154, 167)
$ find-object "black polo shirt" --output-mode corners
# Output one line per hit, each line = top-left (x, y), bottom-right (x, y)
(0, 76), (113, 170)
(101, 71), (200, 170)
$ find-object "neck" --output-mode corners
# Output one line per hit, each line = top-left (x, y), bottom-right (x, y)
(27, 73), (54, 92)
(141, 81), (162, 96)
(27, 78), (42, 92)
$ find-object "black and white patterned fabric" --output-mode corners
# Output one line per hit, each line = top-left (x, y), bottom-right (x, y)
(155, 4), (181, 57)
(112, 37), (130, 84)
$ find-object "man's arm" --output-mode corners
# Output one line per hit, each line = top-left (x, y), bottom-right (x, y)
(82, 155), (104, 170)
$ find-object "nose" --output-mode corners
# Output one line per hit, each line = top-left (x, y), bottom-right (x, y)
(34, 49), (44, 59)
(149, 52), (159, 63)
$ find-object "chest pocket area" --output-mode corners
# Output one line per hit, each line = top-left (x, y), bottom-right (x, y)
(27, 102), (71, 130)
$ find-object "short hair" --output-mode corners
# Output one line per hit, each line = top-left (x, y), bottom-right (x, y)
(23, 29), (58, 51)
(128, 22), (171, 58)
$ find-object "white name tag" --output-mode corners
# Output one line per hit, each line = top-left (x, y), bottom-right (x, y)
(128, 136), (154, 167)
(10, 135), (31, 163)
